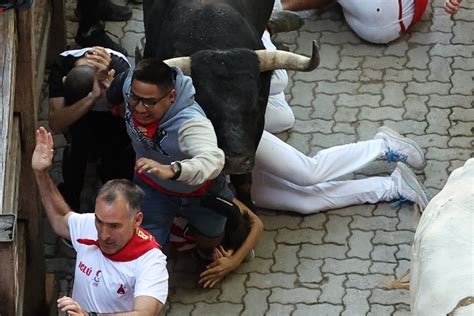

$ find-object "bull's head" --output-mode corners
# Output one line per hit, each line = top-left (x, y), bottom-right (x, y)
(164, 42), (319, 174)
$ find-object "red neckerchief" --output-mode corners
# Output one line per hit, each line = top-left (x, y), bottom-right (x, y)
(398, 0), (407, 33)
(411, 0), (429, 27)
(398, 0), (429, 33)
(77, 227), (161, 262)
(132, 115), (159, 138)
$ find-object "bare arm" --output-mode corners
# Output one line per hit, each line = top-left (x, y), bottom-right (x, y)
(32, 127), (73, 239)
(57, 295), (163, 316)
(223, 199), (263, 264)
(49, 46), (114, 134)
(48, 80), (102, 134)
(198, 198), (264, 288)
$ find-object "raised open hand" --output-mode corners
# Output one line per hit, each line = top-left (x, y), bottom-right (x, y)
(31, 127), (54, 172)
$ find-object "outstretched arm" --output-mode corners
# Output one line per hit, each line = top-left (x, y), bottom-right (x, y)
(32, 127), (73, 239)
(198, 198), (263, 288)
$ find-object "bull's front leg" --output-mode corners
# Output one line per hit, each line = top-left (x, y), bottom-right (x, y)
(230, 173), (259, 213)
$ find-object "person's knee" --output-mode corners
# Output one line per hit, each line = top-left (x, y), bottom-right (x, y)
(264, 110), (295, 133)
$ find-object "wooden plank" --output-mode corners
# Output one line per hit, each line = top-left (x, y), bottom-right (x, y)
(0, 238), (17, 315)
(0, 10), (16, 214)
(0, 117), (22, 316)
(0, 219), (26, 316)
(14, 7), (46, 316)
(34, 0), (51, 101)
(45, 273), (56, 315)
(46, 0), (66, 65)
(16, 221), (27, 316)
(3, 116), (21, 213)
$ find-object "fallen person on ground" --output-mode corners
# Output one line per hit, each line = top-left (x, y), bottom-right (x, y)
(170, 196), (263, 288)
(278, 0), (463, 43)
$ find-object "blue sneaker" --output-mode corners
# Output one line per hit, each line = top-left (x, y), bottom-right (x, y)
(390, 162), (429, 210)
(374, 126), (426, 170)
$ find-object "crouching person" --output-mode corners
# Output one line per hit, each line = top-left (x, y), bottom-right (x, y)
(32, 126), (168, 315)
(106, 59), (229, 261)
(170, 196), (263, 288)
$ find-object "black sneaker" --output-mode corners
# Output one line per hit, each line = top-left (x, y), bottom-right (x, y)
(99, 0), (132, 21)
(75, 24), (128, 56)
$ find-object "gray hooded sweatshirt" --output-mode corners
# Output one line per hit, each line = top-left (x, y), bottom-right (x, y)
(122, 67), (224, 194)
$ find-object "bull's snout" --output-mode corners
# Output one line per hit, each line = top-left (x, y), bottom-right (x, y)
(224, 154), (254, 174)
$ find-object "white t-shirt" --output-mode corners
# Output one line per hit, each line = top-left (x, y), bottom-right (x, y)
(68, 213), (168, 314)
(339, 0), (415, 44)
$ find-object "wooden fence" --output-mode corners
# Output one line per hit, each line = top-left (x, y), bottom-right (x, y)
(0, 1), (65, 314)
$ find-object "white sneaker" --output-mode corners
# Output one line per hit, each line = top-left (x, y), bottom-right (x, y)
(374, 126), (426, 170)
(243, 249), (255, 262)
(391, 162), (429, 210)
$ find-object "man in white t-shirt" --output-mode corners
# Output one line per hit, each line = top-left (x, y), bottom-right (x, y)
(280, 0), (463, 44)
(32, 127), (168, 315)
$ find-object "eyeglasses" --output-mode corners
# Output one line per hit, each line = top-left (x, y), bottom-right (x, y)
(126, 89), (172, 109)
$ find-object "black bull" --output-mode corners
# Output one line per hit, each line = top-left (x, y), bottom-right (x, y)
(143, 0), (319, 207)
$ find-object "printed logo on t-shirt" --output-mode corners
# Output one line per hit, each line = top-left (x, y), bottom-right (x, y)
(93, 270), (102, 287)
(117, 284), (126, 295)
(78, 261), (93, 276)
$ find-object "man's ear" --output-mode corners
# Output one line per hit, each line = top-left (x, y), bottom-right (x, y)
(62, 76), (66, 84)
(169, 89), (176, 103)
(134, 211), (143, 227)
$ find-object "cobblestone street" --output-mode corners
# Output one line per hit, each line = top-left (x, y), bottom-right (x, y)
(39, 0), (474, 315)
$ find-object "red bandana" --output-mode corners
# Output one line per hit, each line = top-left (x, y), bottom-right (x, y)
(77, 227), (161, 262)
(411, 0), (429, 27)
(131, 115), (160, 138)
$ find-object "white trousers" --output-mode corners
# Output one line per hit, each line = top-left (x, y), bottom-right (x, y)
(262, 30), (295, 134)
(252, 132), (397, 214)
(253, 31), (398, 214)
(338, 0), (415, 44)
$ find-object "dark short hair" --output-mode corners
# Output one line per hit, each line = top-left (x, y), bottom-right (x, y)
(132, 58), (174, 92)
(97, 179), (144, 215)
(63, 65), (96, 106)
(222, 211), (252, 250)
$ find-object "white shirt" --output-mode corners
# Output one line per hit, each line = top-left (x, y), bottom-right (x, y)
(68, 213), (168, 314)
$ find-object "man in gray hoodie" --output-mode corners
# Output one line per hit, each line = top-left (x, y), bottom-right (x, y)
(107, 59), (231, 258)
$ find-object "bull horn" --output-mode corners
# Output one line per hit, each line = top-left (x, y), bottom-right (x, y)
(163, 57), (191, 75)
(256, 40), (319, 72)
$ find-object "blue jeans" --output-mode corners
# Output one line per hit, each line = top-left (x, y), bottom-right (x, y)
(135, 174), (232, 245)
